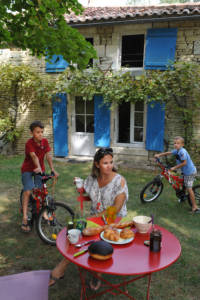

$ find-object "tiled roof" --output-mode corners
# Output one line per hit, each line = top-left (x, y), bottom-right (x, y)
(65, 3), (200, 25)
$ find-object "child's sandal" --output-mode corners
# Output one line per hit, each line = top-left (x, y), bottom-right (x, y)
(21, 223), (31, 233)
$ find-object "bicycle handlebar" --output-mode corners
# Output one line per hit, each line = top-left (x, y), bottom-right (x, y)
(155, 157), (177, 174)
(33, 171), (55, 181)
(155, 157), (169, 171)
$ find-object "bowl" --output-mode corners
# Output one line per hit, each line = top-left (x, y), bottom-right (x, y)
(133, 215), (152, 234)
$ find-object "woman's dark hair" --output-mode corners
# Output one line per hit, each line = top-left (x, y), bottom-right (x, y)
(91, 147), (117, 178)
(29, 121), (44, 132)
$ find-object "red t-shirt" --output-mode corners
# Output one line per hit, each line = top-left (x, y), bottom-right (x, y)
(21, 138), (51, 173)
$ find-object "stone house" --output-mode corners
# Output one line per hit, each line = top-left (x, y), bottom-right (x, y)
(1, 3), (200, 166)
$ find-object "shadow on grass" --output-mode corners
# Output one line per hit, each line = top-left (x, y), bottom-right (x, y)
(0, 157), (199, 299)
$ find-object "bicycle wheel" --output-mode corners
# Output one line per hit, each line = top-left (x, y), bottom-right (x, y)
(19, 190), (35, 227)
(36, 201), (74, 246)
(187, 185), (200, 207)
(140, 180), (163, 203)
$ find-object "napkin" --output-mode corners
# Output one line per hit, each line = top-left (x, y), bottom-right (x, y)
(86, 215), (133, 228)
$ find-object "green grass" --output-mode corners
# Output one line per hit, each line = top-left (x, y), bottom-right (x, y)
(0, 155), (199, 300)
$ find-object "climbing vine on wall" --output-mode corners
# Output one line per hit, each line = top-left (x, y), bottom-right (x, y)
(58, 66), (149, 105)
(0, 64), (58, 149)
(145, 62), (200, 153)
(58, 61), (200, 154)
(1, 61), (200, 157)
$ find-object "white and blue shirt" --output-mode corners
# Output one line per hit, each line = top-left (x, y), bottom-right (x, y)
(84, 174), (128, 217)
(171, 147), (196, 175)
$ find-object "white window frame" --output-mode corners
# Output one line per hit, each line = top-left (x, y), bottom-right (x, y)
(74, 97), (94, 133)
(117, 31), (147, 72)
(114, 102), (146, 148)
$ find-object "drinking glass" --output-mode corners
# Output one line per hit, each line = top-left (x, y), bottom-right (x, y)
(106, 206), (117, 224)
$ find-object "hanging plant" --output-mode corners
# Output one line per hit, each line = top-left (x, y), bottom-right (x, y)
(57, 61), (200, 156)
(58, 66), (150, 105)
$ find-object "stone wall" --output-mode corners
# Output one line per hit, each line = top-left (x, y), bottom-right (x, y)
(1, 19), (200, 164)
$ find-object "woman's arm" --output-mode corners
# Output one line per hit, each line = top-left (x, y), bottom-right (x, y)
(91, 177), (126, 218)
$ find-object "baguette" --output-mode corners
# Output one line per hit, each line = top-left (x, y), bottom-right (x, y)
(115, 221), (134, 229)
(82, 226), (103, 236)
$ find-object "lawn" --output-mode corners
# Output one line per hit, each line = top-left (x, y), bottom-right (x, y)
(0, 155), (199, 300)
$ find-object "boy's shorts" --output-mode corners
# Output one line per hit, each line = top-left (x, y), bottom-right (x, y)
(184, 173), (196, 188)
(22, 172), (42, 191)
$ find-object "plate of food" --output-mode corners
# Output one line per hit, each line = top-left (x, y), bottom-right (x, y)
(100, 227), (135, 245)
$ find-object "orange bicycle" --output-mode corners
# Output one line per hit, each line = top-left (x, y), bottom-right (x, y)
(20, 173), (74, 245)
(140, 158), (200, 207)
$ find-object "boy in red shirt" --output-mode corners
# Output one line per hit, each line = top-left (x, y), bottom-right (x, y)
(21, 121), (58, 232)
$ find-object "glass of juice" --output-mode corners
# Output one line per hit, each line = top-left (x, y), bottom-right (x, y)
(106, 206), (117, 224)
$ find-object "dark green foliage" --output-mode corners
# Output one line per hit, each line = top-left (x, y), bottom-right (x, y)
(0, 0), (96, 69)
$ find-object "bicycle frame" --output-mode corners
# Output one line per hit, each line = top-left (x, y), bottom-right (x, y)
(156, 158), (184, 192)
(32, 174), (55, 214)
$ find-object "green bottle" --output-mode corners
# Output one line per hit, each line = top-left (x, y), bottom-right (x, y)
(74, 204), (87, 232)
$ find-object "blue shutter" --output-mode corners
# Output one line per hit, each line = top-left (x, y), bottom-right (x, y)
(146, 101), (165, 152)
(144, 28), (177, 70)
(46, 55), (68, 73)
(94, 95), (110, 147)
(52, 93), (68, 156)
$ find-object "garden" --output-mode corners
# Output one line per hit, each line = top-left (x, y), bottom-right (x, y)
(0, 155), (199, 300)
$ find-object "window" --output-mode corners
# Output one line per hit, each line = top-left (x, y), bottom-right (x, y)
(86, 38), (94, 68)
(121, 35), (144, 68)
(117, 101), (145, 144)
(75, 96), (94, 133)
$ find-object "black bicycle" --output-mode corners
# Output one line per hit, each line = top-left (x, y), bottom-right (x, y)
(20, 173), (74, 245)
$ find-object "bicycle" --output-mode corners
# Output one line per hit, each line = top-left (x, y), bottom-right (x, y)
(20, 172), (74, 245)
(140, 158), (200, 206)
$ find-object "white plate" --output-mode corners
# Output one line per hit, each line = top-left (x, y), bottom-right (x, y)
(100, 229), (135, 245)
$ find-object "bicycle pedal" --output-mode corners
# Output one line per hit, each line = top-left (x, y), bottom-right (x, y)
(178, 198), (185, 203)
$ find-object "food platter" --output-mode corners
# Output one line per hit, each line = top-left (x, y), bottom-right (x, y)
(100, 229), (135, 245)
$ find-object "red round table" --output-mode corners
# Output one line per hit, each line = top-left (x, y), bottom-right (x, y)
(56, 217), (181, 299)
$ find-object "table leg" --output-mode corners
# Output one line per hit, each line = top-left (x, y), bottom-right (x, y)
(146, 273), (152, 300)
(78, 267), (88, 300)
(77, 266), (152, 300)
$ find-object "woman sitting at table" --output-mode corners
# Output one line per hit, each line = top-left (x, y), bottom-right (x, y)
(49, 147), (129, 289)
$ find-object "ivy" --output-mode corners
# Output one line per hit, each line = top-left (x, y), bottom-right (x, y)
(0, 64), (58, 147)
(1, 61), (200, 159)
(57, 61), (200, 154)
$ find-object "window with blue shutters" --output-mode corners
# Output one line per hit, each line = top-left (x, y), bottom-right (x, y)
(144, 28), (177, 70)
(46, 55), (68, 73)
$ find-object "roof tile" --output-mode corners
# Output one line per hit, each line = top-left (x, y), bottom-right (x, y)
(65, 3), (200, 24)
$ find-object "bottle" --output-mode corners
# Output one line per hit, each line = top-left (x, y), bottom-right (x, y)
(74, 203), (87, 232)
(150, 229), (162, 252)
(149, 214), (162, 252)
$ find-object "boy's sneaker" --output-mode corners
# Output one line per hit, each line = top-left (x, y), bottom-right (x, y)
(191, 208), (200, 214)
